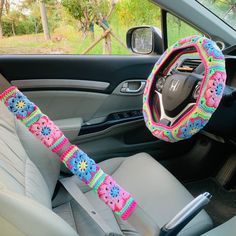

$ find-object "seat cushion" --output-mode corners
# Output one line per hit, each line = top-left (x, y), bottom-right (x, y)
(201, 216), (236, 236)
(54, 153), (213, 236)
(111, 153), (213, 236)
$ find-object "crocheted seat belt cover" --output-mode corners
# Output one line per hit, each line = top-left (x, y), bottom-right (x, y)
(0, 82), (137, 220)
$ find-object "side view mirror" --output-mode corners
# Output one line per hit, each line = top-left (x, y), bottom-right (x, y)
(126, 26), (163, 55)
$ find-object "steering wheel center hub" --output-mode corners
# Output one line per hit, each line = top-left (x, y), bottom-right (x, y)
(162, 73), (197, 117)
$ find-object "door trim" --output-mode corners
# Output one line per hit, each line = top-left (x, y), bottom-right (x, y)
(12, 79), (110, 91)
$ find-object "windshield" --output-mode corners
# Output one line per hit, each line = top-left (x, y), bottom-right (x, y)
(197, 0), (236, 30)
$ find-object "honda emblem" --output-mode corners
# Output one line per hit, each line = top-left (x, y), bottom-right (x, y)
(170, 79), (180, 92)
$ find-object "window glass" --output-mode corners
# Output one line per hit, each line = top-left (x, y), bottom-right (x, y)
(0, 0), (161, 55)
(167, 13), (203, 47)
(197, 0), (236, 31)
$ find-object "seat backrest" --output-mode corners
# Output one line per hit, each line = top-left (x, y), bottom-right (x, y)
(0, 102), (77, 235)
(16, 110), (61, 198)
(0, 101), (60, 207)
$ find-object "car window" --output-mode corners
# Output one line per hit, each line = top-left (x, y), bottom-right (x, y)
(167, 13), (203, 47)
(197, 0), (236, 31)
(0, 0), (161, 55)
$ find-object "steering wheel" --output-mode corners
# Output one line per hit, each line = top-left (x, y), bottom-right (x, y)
(143, 36), (226, 142)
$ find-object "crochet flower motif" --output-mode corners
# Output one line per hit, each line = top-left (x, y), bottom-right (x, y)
(143, 110), (148, 123)
(153, 129), (170, 142)
(7, 92), (34, 118)
(179, 119), (207, 139)
(143, 79), (151, 96)
(29, 116), (62, 147)
(178, 35), (199, 45)
(203, 39), (223, 59)
(205, 71), (226, 108)
(69, 150), (97, 183)
(98, 176), (130, 212)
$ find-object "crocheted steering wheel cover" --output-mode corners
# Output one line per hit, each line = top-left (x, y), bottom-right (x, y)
(143, 36), (226, 142)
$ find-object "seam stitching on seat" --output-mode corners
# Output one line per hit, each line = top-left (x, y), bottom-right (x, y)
(15, 119), (34, 163)
(0, 165), (25, 189)
(110, 158), (125, 175)
(69, 200), (79, 233)
(113, 213), (124, 235)
(24, 158), (29, 197)
(0, 151), (25, 178)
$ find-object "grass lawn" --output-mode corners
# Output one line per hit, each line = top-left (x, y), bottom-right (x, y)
(0, 25), (131, 55)
(0, 20), (201, 55)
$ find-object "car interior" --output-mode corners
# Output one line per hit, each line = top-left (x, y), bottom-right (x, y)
(0, 0), (236, 236)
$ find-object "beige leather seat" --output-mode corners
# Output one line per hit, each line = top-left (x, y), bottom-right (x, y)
(202, 216), (236, 236)
(0, 102), (213, 236)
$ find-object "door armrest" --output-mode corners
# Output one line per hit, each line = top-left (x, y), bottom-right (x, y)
(55, 117), (83, 141)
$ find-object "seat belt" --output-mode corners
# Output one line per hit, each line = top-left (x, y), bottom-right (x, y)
(59, 177), (121, 236)
(0, 79), (137, 221)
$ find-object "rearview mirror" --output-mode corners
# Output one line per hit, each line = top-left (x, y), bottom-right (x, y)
(126, 26), (163, 55)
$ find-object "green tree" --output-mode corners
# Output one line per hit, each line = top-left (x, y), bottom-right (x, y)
(39, 0), (50, 40)
(0, 0), (5, 38)
(62, 0), (118, 53)
(61, 0), (87, 36)
(20, 0), (51, 39)
(115, 0), (161, 27)
(6, 10), (19, 35)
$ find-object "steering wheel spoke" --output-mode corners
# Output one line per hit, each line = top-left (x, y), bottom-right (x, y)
(156, 90), (195, 126)
(155, 75), (167, 93)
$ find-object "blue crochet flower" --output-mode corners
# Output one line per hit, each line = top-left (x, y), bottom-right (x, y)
(110, 186), (120, 198)
(143, 111), (148, 123)
(215, 83), (223, 96)
(203, 40), (223, 59)
(179, 119), (207, 139)
(41, 127), (51, 136)
(7, 92), (34, 118)
(69, 150), (97, 182)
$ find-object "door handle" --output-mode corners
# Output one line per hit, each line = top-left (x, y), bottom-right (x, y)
(120, 80), (146, 94)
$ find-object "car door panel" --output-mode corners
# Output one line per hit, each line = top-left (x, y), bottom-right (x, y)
(76, 120), (159, 162)
(0, 55), (156, 93)
(0, 55), (193, 165)
(23, 90), (108, 121)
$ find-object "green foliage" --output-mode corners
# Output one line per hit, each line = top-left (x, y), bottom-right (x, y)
(61, 0), (83, 20)
(2, 17), (12, 37)
(16, 16), (42, 35)
(61, 0), (111, 35)
(167, 14), (202, 46)
(114, 0), (161, 27)
(2, 13), (43, 36)
(61, 0), (110, 21)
